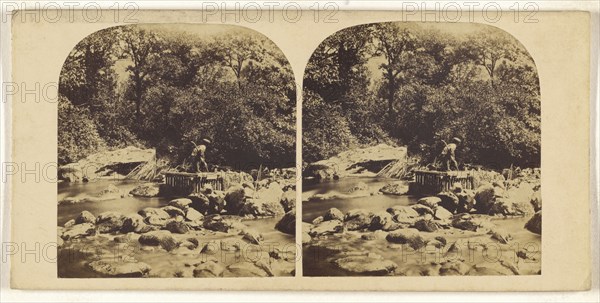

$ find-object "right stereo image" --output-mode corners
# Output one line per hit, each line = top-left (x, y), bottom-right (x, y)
(301, 21), (541, 277)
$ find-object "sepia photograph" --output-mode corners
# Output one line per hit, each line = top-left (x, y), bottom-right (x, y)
(56, 24), (297, 278)
(302, 22), (542, 276)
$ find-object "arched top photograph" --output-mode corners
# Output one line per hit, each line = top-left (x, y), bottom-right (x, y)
(56, 24), (297, 278)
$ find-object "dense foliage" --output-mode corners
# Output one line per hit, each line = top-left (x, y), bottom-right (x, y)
(303, 23), (540, 168)
(58, 25), (296, 169)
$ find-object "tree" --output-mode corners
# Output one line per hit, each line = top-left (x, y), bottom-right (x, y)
(119, 25), (162, 124)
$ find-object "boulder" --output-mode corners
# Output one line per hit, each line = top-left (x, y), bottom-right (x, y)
(387, 206), (419, 224)
(186, 192), (210, 214)
(280, 190), (296, 212)
(168, 198), (192, 210)
(433, 206), (453, 220)
(206, 191), (226, 214)
(344, 209), (373, 231)
(369, 211), (394, 231)
(203, 215), (245, 233)
(193, 261), (225, 278)
(88, 260), (151, 277)
(323, 208), (344, 221)
(138, 208), (170, 227)
(164, 220), (190, 234)
(385, 229), (426, 250)
(130, 183), (161, 197)
(96, 212), (125, 233)
(411, 204), (434, 216)
(239, 197), (285, 217)
(417, 197), (441, 209)
(309, 220), (343, 237)
(451, 214), (478, 231)
(456, 190), (476, 213)
(275, 210), (295, 235)
(333, 254), (397, 275)
(379, 182), (409, 195)
(437, 191), (459, 213)
(161, 206), (186, 218)
(413, 218), (440, 232)
(75, 211), (96, 225)
(120, 213), (148, 233)
(61, 223), (96, 240)
(224, 185), (246, 214)
(185, 208), (204, 222)
(524, 211), (541, 235)
(489, 198), (535, 216)
(474, 183), (496, 213)
(138, 230), (179, 251)
(304, 163), (338, 182)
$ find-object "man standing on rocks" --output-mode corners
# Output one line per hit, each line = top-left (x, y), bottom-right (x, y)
(191, 138), (211, 172)
(440, 137), (461, 171)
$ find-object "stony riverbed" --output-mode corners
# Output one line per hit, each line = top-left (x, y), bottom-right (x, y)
(302, 170), (541, 276)
(58, 176), (296, 278)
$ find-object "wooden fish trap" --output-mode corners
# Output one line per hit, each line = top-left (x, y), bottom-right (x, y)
(411, 170), (475, 194)
(164, 171), (225, 195)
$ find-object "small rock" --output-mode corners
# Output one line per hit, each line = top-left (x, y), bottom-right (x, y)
(242, 229), (264, 245)
(138, 230), (179, 251)
(418, 197), (441, 209)
(63, 219), (76, 228)
(434, 206), (453, 220)
(193, 261), (225, 277)
(333, 255), (397, 275)
(413, 219), (440, 232)
(168, 198), (192, 210)
(312, 216), (324, 225)
(96, 212), (125, 233)
(309, 220), (343, 237)
(164, 220), (190, 234)
(379, 183), (409, 195)
(61, 223), (95, 240)
(185, 208), (204, 222)
(385, 229), (426, 250)
(88, 260), (151, 277)
(324, 208), (344, 221)
(129, 183), (160, 197)
(411, 204), (434, 216)
(452, 214), (478, 231)
(75, 211), (96, 225)
(162, 205), (186, 218)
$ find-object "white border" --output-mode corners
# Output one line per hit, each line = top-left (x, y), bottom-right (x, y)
(1, 1), (598, 302)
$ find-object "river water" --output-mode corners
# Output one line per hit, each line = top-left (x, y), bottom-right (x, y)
(302, 177), (542, 276)
(58, 180), (295, 278)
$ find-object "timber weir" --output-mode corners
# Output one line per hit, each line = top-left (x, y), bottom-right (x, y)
(410, 170), (475, 194)
(164, 171), (226, 195)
